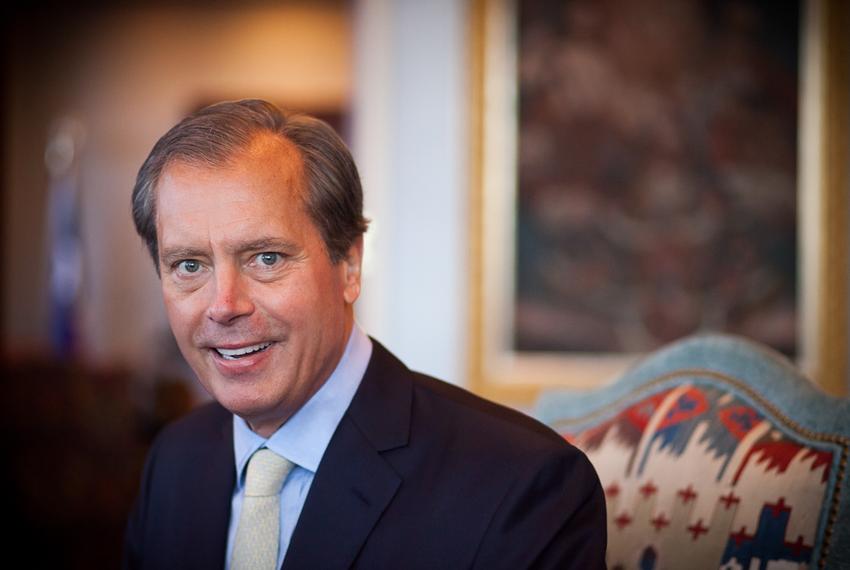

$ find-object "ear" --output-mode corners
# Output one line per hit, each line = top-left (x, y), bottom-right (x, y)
(341, 236), (364, 304)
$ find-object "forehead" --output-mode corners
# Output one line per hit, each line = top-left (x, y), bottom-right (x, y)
(157, 132), (307, 205)
(154, 133), (313, 243)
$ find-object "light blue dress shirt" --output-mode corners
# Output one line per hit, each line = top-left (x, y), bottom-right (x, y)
(225, 325), (373, 569)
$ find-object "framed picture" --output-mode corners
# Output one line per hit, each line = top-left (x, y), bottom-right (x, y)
(468, 0), (849, 406)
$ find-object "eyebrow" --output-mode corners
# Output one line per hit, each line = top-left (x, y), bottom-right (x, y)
(159, 238), (299, 266)
(233, 237), (299, 254)
(160, 247), (208, 267)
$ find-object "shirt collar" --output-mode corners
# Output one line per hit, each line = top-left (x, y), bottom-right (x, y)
(232, 324), (373, 483)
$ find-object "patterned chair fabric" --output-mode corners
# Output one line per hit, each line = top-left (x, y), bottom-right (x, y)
(535, 334), (850, 570)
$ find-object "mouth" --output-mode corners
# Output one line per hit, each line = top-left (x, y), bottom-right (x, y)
(213, 342), (274, 361)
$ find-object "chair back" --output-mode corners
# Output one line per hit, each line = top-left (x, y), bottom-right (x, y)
(535, 334), (850, 569)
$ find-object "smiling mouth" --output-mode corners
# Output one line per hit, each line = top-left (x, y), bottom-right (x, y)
(214, 342), (273, 360)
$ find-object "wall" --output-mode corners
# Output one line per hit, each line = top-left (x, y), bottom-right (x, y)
(353, 0), (468, 385)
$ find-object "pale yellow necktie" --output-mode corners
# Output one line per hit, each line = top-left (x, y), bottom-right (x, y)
(231, 448), (294, 570)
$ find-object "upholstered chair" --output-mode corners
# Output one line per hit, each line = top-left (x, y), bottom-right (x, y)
(536, 334), (850, 570)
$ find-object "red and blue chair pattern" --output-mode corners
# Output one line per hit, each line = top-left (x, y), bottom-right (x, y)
(535, 334), (850, 569)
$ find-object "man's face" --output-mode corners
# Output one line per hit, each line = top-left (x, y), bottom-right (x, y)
(155, 134), (362, 437)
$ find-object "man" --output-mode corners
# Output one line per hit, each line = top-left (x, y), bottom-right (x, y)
(123, 99), (606, 569)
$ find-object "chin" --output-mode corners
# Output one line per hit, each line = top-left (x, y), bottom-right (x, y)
(211, 383), (284, 426)
(212, 385), (265, 414)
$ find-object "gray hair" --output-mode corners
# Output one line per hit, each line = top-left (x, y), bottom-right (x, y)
(131, 99), (368, 271)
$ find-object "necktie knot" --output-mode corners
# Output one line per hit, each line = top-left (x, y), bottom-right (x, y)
(244, 448), (293, 497)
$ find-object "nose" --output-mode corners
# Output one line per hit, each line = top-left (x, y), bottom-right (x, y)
(206, 265), (254, 324)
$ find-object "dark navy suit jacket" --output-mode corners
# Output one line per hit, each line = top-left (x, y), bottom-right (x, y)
(123, 341), (606, 569)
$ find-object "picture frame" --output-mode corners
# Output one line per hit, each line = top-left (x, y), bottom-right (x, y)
(467, 0), (848, 407)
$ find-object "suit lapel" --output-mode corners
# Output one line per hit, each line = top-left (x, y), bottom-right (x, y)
(180, 408), (235, 569)
(282, 415), (401, 568)
(282, 341), (412, 569)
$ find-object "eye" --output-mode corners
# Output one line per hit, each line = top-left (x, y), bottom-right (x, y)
(177, 259), (202, 274)
(256, 252), (281, 267)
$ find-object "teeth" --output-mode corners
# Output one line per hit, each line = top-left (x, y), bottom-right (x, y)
(216, 342), (272, 360)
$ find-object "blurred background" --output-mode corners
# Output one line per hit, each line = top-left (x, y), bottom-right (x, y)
(2, 0), (847, 566)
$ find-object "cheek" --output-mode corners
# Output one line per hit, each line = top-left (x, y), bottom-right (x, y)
(257, 286), (317, 323)
(162, 289), (204, 338)
(257, 276), (340, 324)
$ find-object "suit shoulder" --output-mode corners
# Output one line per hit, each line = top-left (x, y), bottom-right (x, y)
(409, 372), (573, 458)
